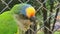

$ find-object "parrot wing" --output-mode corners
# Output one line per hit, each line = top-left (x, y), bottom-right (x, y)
(0, 11), (18, 34)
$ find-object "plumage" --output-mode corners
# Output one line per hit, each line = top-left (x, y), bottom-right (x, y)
(0, 3), (36, 34)
(0, 11), (18, 34)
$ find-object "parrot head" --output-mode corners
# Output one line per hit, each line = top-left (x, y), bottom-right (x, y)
(20, 4), (36, 22)
(11, 3), (37, 22)
(11, 3), (37, 31)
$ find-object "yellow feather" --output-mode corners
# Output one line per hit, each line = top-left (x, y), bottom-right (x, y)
(26, 7), (36, 18)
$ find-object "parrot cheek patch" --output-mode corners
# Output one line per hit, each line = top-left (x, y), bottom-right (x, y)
(26, 7), (36, 18)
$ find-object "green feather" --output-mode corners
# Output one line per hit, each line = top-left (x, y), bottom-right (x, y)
(10, 3), (27, 14)
(0, 3), (30, 34)
(0, 11), (18, 34)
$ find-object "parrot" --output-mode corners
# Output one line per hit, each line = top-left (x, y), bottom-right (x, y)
(0, 3), (36, 34)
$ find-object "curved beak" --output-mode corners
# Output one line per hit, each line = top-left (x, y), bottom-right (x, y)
(30, 16), (37, 22)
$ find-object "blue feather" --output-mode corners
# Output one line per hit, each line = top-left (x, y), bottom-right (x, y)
(21, 4), (32, 16)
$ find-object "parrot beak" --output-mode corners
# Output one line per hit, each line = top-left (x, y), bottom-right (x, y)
(30, 16), (37, 22)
